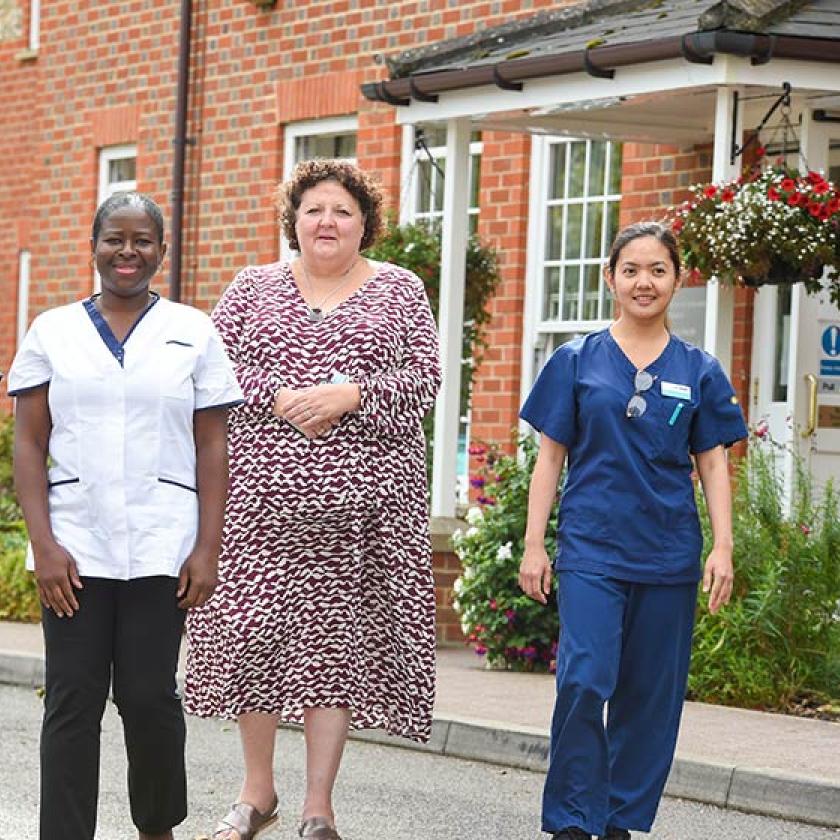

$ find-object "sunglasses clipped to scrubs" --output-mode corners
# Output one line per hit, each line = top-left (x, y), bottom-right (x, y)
(626, 370), (656, 418)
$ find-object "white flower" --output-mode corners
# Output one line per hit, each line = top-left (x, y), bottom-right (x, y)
(496, 541), (513, 561)
(465, 506), (483, 525)
(460, 619), (471, 635)
(451, 528), (464, 545)
(465, 526), (479, 538)
(464, 565), (476, 579)
(453, 576), (464, 595)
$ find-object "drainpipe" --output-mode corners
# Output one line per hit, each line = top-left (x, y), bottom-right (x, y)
(169, 0), (192, 302)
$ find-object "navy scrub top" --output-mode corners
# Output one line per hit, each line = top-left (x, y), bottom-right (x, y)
(520, 329), (748, 584)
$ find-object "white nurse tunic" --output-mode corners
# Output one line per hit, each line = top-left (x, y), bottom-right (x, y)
(8, 294), (244, 580)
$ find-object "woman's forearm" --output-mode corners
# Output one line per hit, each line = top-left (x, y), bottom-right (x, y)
(525, 436), (567, 547)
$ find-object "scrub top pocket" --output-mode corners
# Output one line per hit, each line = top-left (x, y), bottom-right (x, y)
(651, 397), (696, 467)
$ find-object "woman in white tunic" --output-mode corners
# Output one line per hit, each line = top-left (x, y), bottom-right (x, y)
(8, 193), (243, 840)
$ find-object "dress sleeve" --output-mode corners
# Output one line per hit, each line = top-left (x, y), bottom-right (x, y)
(356, 278), (441, 436)
(7, 316), (52, 396)
(193, 317), (246, 411)
(210, 266), (281, 415)
(689, 358), (749, 453)
(519, 343), (578, 447)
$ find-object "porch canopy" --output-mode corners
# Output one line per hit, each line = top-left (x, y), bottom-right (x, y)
(362, 0), (840, 518)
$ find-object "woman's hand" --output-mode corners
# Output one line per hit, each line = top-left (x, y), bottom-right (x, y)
(273, 383), (360, 439)
(519, 543), (553, 604)
(703, 546), (734, 614)
(177, 546), (218, 609)
(33, 540), (83, 618)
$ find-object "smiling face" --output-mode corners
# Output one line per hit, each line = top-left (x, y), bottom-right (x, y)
(92, 205), (166, 300)
(606, 234), (680, 325)
(294, 180), (365, 269)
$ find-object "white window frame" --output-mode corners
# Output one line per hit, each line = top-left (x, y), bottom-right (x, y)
(28, 0), (40, 52)
(17, 249), (31, 348)
(95, 145), (137, 291)
(401, 124), (483, 507)
(521, 136), (622, 408)
(281, 116), (359, 258)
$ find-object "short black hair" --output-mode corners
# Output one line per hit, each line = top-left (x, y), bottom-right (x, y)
(91, 192), (165, 245)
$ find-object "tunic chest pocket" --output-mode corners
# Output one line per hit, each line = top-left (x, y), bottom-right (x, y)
(651, 397), (696, 466)
(158, 341), (200, 400)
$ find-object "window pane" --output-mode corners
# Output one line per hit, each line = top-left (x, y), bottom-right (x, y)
(417, 159), (432, 214)
(546, 207), (564, 260)
(568, 142), (586, 198)
(108, 157), (136, 183)
(543, 267), (561, 321)
(565, 204), (583, 260)
(601, 277), (615, 320)
(608, 141), (623, 194)
(606, 201), (620, 250)
(588, 142), (607, 197)
(549, 143), (566, 200)
(294, 132), (356, 164)
(433, 156), (446, 212)
(334, 134), (357, 158)
(469, 153), (481, 211)
(585, 202), (603, 258)
(562, 266), (580, 321)
(583, 264), (601, 321)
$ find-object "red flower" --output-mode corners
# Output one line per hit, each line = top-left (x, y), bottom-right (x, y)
(780, 178), (796, 192)
(788, 192), (803, 207)
(819, 205), (831, 220)
(721, 188), (735, 202)
(808, 200), (822, 217)
(807, 170), (824, 184)
(814, 180), (830, 195)
(767, 187), (781, 201)
(755, 145), (767, 158)
(827, 198), (840, 214)
(672, 218), (685, 233)
(703, 185), (718, 199)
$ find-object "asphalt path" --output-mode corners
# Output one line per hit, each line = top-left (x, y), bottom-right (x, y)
(1, 684), (837, 840)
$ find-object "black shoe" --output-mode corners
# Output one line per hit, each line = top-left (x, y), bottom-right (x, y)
(551, 829), (591, 840)
(599, 829), (630, 840)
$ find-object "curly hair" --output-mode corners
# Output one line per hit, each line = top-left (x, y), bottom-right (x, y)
(277, 159), (384, 252)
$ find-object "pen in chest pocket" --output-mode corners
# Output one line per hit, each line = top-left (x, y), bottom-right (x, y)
(668, 402), (685, 426)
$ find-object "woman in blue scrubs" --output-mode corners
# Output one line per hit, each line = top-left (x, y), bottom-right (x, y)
(519, 221), (747, 840)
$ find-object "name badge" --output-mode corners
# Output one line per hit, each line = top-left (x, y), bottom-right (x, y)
(661, 381), (692, 400)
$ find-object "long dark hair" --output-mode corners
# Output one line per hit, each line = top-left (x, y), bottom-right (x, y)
(607, 221), (681, 277)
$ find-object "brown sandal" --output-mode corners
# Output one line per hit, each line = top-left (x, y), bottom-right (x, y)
(298, 817), (342, 839)
(212, 797), (279, 839)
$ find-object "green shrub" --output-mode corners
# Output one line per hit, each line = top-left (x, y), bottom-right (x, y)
(451, 436), (560, 671)
(0, 414), (21, 525)
(689, 440), (840, 709)
(0, 521), (39, 623)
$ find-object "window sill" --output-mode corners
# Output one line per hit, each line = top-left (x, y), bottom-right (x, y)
(15, 48), (38, 63)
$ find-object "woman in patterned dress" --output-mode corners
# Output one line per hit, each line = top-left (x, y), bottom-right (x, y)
(185, 159), (441, 840)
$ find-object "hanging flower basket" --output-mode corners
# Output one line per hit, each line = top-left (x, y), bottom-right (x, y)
(670, 157), (840, 305)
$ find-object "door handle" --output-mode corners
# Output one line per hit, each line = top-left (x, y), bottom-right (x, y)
(802, 373), (818, 437)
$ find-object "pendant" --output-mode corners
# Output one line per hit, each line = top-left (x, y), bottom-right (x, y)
(308, 307), (324, 323)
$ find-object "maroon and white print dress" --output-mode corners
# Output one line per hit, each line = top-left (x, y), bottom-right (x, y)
(184, 261), (441, 742)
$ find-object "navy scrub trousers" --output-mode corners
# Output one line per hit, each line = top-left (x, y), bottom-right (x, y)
(39, 576), (187, 840)
(542, 571), (697, 837)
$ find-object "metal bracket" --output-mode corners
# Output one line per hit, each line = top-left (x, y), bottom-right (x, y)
(378, 84), (410, 107)
(583, 47), (615, 79)
(730, 81), (791, 165)
(492, 65), (523, 91)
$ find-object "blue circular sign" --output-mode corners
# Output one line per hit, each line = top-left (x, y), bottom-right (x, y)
(823, 326), (840, 357)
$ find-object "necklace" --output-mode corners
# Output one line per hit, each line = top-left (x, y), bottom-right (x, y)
(300, 258), (359, 323)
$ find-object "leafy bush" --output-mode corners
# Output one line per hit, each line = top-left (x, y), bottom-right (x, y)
(689, 439), (840, 710)
(454, 433), (840, 712)
(0, 415), (39, 622)
(451, 436), (559, 671)
(0, 521), (39, 622)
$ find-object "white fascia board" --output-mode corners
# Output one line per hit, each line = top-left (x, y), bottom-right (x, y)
(395, 55), (840, 125)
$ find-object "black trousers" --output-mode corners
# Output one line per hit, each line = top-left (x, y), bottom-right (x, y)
(40, 576), (187, 840)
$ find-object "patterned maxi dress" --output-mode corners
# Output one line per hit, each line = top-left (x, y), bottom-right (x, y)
(184, 261), (441, 742)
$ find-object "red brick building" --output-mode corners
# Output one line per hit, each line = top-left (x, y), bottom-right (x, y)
(3, 0), (840, 642)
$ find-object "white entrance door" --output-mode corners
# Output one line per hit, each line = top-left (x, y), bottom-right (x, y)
(751, 112), (840, 494)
